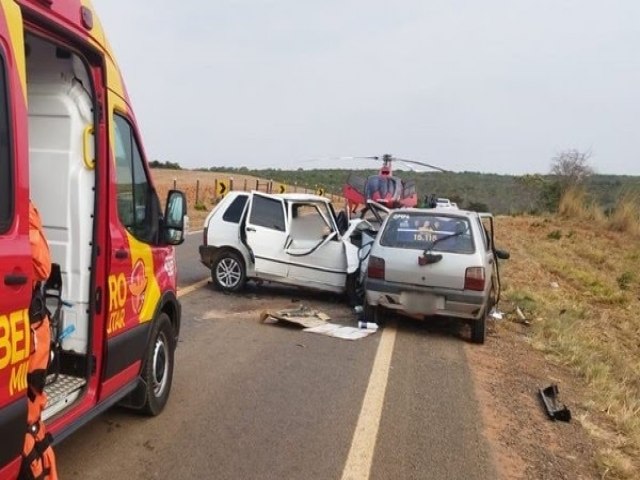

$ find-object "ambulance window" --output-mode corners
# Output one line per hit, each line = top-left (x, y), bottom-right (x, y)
(113, 114), (154, 243)
(0, 56), (11, 233)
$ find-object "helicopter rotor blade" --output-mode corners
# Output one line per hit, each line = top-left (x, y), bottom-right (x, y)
(395, 158), (451, 173)
(300, 156), (381, 165)
(396, 161), (422, 172)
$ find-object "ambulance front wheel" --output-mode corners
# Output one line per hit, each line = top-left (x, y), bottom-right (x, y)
(141, 313), (176, 416)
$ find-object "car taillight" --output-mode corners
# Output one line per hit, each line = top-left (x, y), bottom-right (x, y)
(203, 226), (208, 246)
(464, 267), (485, 291)
(368, 256), (385, 280)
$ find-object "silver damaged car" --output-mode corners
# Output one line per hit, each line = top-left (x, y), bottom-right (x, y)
(364, 208), (509, 343)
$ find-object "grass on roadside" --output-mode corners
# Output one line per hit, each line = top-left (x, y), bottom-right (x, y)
(608, 193), (640, 236)
(497, 212), (640, 479)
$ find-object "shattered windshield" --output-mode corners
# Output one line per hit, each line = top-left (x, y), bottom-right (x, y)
(380, 212), (475, 254)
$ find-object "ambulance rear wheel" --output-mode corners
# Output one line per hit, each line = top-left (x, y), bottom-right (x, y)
(212, 251), (246, 292)
(141, 313), (175, 416)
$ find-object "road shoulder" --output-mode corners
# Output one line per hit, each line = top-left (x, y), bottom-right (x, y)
(466, 321), (599, 479)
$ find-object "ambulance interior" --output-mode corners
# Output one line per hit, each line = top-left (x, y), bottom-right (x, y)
(26, 34), (94, 420)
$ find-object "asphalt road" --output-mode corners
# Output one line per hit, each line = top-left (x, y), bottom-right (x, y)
(55, 234), (495, 480)
(176, 231), (208, 287)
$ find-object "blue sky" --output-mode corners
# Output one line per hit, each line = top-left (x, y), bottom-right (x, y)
(95, 0), (640, 174)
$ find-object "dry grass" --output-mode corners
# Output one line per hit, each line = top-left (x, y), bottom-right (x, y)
(558, 187), (606, 222)
(150, 169), (345, 230)
(496, 214), (640, 479)
(558, 188), (640, 236)
(608, 193), (640, 235)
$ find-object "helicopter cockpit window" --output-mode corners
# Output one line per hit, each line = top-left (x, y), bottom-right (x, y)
(365, 176), (398, 201)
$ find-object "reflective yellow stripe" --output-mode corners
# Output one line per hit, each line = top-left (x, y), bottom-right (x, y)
(1, 1), (27, 101)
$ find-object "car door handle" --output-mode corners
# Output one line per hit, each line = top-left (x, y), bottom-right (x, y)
(4, 273), (28, 286)
(114, 249), (129, 260)
(246, 227), (256, 232)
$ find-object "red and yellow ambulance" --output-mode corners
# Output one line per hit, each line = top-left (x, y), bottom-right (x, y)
(0, 1), (186, 478)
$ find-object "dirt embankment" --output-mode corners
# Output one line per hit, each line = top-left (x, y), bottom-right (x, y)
(471, 215), (640, 479)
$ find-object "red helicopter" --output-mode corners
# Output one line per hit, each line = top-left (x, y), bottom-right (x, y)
(342, 154), (449, 213)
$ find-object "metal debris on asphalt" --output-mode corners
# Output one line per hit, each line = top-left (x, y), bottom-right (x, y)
(260, 305), (378, 340)
(303, 323), (378, 340)
(260, 305), (330, 329)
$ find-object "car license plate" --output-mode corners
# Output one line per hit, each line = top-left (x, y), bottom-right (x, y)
(400, 292), (445, 314)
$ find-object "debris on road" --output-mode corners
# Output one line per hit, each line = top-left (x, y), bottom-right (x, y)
(357, 321), (379, 330)
(260, 305), (329, 329)
(514, 306), (531, 326)
(304, 323), (378, 340)
(539, 384), (572, 422)
(490, 308), (504, 321)
(260, 305), (378, 340)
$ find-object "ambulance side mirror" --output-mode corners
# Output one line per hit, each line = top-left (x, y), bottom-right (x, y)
(163, 190), (187, 245)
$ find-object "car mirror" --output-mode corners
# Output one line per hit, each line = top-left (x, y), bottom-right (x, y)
(495, 249), (510, 260)
(163, 190), (187, 245)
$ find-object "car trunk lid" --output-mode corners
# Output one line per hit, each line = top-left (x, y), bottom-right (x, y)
(378, 246), (470, 290)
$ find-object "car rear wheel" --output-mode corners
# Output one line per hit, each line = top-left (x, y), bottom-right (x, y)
(470, 310), (487, 344)
(212, 251), (246, 292)
(364, 300), (385, 325)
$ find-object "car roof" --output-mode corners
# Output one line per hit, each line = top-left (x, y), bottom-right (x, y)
(250, 191), (330, 203)
(390, 207), (479, 218)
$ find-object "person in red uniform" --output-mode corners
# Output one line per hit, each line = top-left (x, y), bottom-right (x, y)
(20, 201), (58, 480)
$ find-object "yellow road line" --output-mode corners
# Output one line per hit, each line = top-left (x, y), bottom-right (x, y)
(341, 324), (398, 480)
(177, 279), (209, 298)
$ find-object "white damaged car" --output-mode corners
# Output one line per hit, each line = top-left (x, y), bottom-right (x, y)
(364, 207), (509, 343)
(199, 191), (378, 302)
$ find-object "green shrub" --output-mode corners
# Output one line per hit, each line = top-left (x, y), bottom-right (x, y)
(616, 271), (635, 291)
(547, 230), (562, 240)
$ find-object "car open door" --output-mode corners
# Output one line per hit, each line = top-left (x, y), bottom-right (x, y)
(285, 200), (347, 290)
(245, 193), (289, 278)
(479, 212), (503, 303)
(0, 8), (31, 477)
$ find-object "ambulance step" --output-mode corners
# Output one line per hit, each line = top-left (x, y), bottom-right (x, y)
(42, 374), (86, 421)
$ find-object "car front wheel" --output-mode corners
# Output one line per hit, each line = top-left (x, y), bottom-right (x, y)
(212, 251), (246, 292)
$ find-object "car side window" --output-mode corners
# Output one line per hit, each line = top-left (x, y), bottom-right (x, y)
(250, 195), (285, 231)
(113, 114), (156, 243)
(223, 195), (248, 223)
(0, 55), (12, 233)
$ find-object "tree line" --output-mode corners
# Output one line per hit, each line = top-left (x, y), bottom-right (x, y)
(151, 150), (640, 214)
